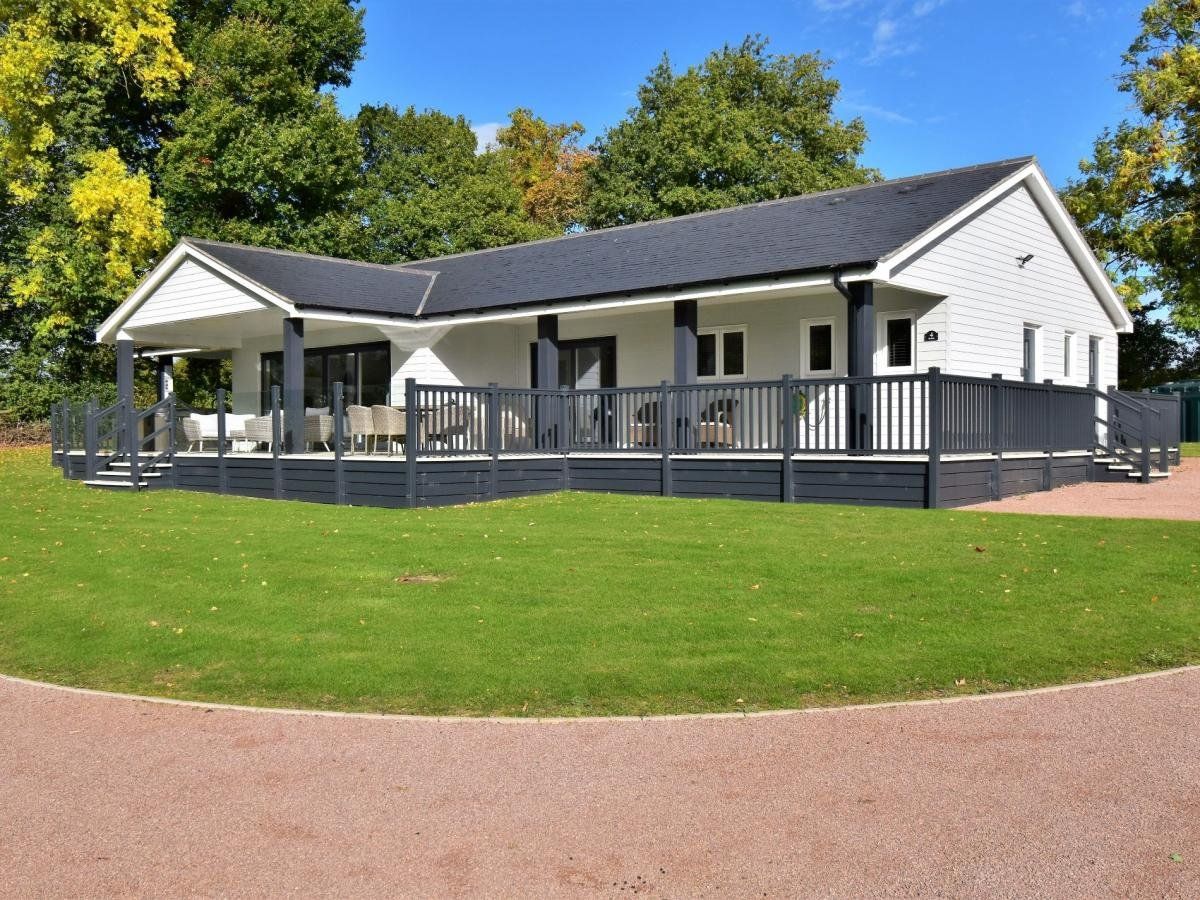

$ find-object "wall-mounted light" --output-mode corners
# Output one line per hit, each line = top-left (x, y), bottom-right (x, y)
(1016, 253), (1034, 268)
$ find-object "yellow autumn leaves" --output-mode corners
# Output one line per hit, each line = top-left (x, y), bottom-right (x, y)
(0, 0), (190, 201)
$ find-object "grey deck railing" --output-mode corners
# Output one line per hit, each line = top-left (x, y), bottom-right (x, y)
(56, 368), (1177, 494)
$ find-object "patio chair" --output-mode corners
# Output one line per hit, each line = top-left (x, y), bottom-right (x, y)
(179, 416), (204, 452)
(426, 403), (472, 448)
(499, 402), (533, 450)
(346, 404), (378, 454)
(371, 405), (407, 455)
(304, 414), (334, 452)
(242, 413), (333, 452)
(242, 414), (275, 450)
(627, 400), (660, 448)
(698, 398), (737, 448)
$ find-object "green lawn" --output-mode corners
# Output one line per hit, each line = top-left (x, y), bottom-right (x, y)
(3, 447), (1198, 716)
(1182, 443), (1200, 458)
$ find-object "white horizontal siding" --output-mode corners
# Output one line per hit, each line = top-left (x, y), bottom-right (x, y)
(126, 258), (268, 329)
(891, 184), (1119, 387)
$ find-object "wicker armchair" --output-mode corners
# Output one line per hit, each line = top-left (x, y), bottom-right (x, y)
(179, 416), (204, 452)
(426, 403), (471, 446)
(240, 414), (332, 452)
(698, 399), (737, 448)
(346, 405), (378, 454)
(500, 403), (533, 450)
(371, 405), (407, 455)
(627, 400), (660, 448)
(242, 415), (276, 449)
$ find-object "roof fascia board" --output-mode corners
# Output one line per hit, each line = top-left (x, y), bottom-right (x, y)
(872, 164), (1035, 279)
(1021, 166), (1133, 333)
(293, 271), (859, 331)
(96, 241), (297, 344)
(871, 162), (1132, 334)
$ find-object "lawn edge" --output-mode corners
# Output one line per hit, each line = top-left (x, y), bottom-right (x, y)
(4, 665), (1197, 725)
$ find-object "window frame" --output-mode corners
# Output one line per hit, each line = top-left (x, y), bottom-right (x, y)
(1088, 335), (1102, 389)
(876, 310), (916, 375)
(697, 325), (748, 381)
(260, 340), (391, 413)
(800, 317), (837, 377)
(1063, 331), (1076, 382)
(1022, 323), (1041, 383)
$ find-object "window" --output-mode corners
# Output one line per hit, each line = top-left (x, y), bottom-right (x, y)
(528, 336), (616, 389)
(698, 326), (747, 380)
(1063, 332), (1076, 380)
(877, 313), (914, 372)
(1022, 325), (1039, 382)
(261, 341), (390, 412)
(801, 319), (835, 376)
(1088, 336), (1101, 388)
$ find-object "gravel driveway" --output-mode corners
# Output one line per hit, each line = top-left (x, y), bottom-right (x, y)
(966, 458), (1200, 520)
(2, 670), (1198, 898)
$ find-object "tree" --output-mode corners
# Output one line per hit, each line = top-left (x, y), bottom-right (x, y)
(344, 105), (554, 263)
(586, 36), (876, 227)
(0, 0), (187, 395)
(1063, 1), (1200, 329)
(157, 0), (365, 253)
(1118, 300), (1199, 389)
(494, 108), (595, 232)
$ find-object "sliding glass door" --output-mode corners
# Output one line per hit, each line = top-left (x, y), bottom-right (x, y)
(261, 342), (391, 411)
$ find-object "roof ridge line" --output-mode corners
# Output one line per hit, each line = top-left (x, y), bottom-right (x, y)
(182, 236), (438, 277)
(398, 156), (1038, 269)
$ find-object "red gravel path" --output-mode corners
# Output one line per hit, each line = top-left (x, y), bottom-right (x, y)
(2, 672), (1198, 898)
(966, 458), (1200, 520)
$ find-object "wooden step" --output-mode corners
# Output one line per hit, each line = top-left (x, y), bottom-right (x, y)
(83, 479), (150, 490)
(96, 469), (161, 479)
(1126, 471), (1170, 480)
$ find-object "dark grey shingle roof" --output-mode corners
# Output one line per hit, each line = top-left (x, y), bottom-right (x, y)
(409, 157), (1032, 316)
(187, 157), (1032, 319)
(184, 238), (436, 316)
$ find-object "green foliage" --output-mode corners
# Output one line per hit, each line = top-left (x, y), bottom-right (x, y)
(586, 36), (876, 227)
(1064, 0), (1200, 329)
(343, 105), (555, 263)
(1118, 300), (1200, 389)
(495, 107), (595, 232)
(158, 3), (365, 252)
(3, 452), (1200, 715)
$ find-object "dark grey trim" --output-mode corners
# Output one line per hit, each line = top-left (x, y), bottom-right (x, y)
(673, 299), (697, 386)
(846, 281), (875, 450)
(282, 317), (304, 453)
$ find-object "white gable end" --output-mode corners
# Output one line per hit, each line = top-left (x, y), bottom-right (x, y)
(888, 183), (1120, 386)
(123, 257), (270, 330)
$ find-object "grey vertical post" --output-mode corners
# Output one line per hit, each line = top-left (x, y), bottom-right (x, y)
(50, 401), (59, 465)
(282, 316), (305, 454)
(660, 380), (672, 497)
(1153, 394), (1168, 472)
(846, 282), (874, 451)
(990, 374), (1003, 499)
(781, 374), (794, 503)
(166, 395), (177, 488)
(116, 337), (135, 468)
(61, 400), (72, 476)
(84, 397), (97, 481)
(1139, 403), (1152, 483)
(673, 300), (697, 386)
(270, 385), (282, 499)
(156, 356), (173, 403)
(127, 401), (141, 488)
(536, 315), (558, 448)
(216, 388), (228, 495)
(926, 367), (942, 508)
(487, 383), (499, 500)
(333, 382), (346, 505)
(1042, 379), (1055, 490)
(405, 378), (418, 507)
(116, 339), (135, 409)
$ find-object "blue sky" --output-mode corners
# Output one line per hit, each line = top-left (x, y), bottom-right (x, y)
(336, 0), (1146, 187)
